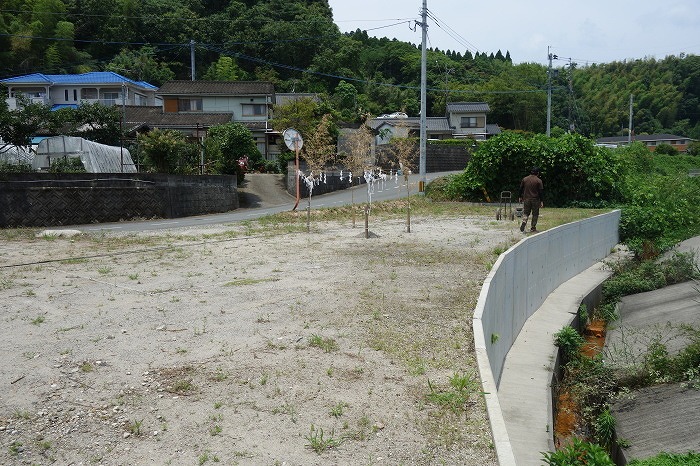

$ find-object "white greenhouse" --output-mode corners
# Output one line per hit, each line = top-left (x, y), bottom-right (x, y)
(0, 143), (34, 166)
(34, 136), (136, 173)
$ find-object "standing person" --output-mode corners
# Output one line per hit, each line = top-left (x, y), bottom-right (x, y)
(519, 167), (544, 233)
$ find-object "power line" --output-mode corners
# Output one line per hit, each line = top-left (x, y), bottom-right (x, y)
(334, 17), (415, 24)
(201, 43), (556, 96)
(0, 8), (338, 25)
(360, 21), (414, 34)
(0, 32), (187, 49)
(0, 34), (559, 96)
(425, 10), (480, 54)
(0, 30), (341, 47)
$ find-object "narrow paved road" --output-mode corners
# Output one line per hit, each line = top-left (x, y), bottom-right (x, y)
(69, 171), (459, 233)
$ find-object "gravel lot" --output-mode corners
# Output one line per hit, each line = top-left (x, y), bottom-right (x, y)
(0, 213), (514, 465)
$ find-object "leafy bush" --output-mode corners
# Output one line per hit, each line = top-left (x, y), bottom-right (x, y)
(204, 122), (263, 175)
(618, 174), (700, 255)
(651, 154), (700, 176)
(673, 336), (700, 386)
(438, 131), (622, 206)
(554, 326), (585, 361)
(542, 438), (615, 465)
(0, 162), (33, 173)
(594, 409), (616, 451)
(48, 157), (86, 173)
(274, 149), (296, 175)
(427, 138), (478, 147)
(654, 143), (679, 156)
(687, 141), (700, 156)
(602, 252), (699, 303)
(424, 175), (459, 201)
(137, 129), (200, 174)
(617, 146), (700, 255)
(261, 159), (280, 173)
(564, 356), (616, 428)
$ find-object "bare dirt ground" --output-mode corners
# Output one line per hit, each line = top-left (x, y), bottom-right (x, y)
(0, 212), (516, 465)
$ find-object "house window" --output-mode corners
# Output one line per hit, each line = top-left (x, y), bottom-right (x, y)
(64, 90), (69, 101)
(73, 89), (78, 101)
(81, 88), (98, 99)
(178, 98), (203, 112)
(460, 117), (478, 128)
(242, 104), (267, 117)
(102, 92), (121, 106)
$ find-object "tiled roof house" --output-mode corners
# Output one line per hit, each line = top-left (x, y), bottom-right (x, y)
(368, 101), (501, 145)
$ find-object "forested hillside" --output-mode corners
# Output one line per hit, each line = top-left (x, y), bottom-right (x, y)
(1, 0), (699, 138)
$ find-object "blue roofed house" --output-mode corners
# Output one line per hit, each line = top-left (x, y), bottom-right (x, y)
(1, 71), (160, 111)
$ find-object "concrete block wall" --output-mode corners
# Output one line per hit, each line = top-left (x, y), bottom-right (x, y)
(0, 173), (238, 227)
(375, 143), (470, 172)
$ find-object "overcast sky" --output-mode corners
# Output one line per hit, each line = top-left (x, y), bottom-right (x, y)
(327, 0), (700, 66)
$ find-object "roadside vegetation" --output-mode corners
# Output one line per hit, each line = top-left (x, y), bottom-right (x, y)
(433, 132), (700, 257)
(549, 251), (699, 464)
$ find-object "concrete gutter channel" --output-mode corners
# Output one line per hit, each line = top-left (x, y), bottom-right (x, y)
(475, 215), (700, 465)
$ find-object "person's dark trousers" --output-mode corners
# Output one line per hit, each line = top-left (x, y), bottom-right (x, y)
(520, 198), (540, 231)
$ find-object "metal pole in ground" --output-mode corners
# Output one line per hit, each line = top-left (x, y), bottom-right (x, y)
(364, 205), (369, 239)
(306, 200), (310, 233)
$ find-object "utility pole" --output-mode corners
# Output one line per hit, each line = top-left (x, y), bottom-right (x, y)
(120, 81), (126, 173)
(567, 58), (574, 132)
(418, 0), (427, 192)
(190, 40), (196, 81)
(628, 94), (634, 144)
(546, 46), (557, 137)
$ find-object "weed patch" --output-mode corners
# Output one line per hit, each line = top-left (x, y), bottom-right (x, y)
(305, 425), (343, 453)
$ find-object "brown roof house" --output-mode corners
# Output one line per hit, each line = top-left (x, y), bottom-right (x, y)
(368, 101), (501, 146)
(124, 81), (281, 161)
(446, 102), (501, 139)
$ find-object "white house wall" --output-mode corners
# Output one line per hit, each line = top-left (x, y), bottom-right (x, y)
(448, 113), (487, 135)
(202, 96), (269, 120)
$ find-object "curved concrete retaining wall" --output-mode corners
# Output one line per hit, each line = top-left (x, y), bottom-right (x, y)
(472, 210), (621, 464)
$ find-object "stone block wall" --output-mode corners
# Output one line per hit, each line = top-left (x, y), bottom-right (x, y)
(0, 173), (238, 227)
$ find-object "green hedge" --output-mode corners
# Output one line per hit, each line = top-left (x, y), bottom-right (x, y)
(442, 131), (622, 206)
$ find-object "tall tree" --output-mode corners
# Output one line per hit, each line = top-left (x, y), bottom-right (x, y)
(302, 113), (335, 178)
(338, 116), (373, 226)
(0, 98), (51, 154)
(137, 129), (199, 174)
(202, 56), (246, 81)
(106, 46), (175, 86)
(204, 122), (261, 175)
